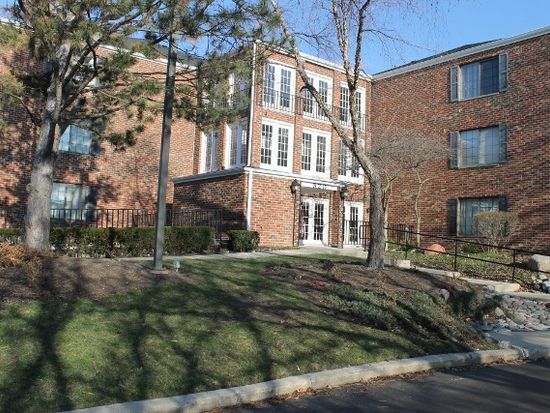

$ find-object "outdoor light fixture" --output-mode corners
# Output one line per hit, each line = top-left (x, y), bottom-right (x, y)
(290, 179), (300, 194)
(340, 185), (349, 201)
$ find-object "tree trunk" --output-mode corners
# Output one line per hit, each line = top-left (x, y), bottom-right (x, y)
(366, 177), (386, 268)
(413, 170), (425, 248)
(25, 82), (58, 250)
(25, 42), (70, 250)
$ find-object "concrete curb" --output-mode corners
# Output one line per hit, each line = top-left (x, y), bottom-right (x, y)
(63, 349), (542, 413)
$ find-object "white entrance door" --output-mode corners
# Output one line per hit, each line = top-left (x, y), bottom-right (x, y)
(299, 198), (329, 245)
(344, 202), (364, 246)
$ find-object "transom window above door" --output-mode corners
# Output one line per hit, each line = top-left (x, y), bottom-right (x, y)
(263, 63), (296, 112)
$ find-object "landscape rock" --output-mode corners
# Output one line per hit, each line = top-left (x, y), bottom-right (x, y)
(425, 244), (445, 256)
(437, 288), (450, 301)
(494, 307), (505, 319)
(527, 254), (550, 272)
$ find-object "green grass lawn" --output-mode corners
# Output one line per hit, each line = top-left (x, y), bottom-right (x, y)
(386, 248), (533, 285)
(0, 255), (491, 412)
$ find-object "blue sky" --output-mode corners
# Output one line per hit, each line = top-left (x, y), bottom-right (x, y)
(360, 0), (550, 73)
(1, 0), (548, 74)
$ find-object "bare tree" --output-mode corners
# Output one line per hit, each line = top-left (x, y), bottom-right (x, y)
(370, 127), (447, 247)
(271, 0), (390, 268)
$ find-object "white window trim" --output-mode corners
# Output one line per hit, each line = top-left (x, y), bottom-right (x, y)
(200, 129), (218, 173)
(343, 201), (364, 245)
(338, 139), (364, 183)
(339, 83), (366, 130)
(263, 61), (296, 113)
(260, 118), (294, 172)
(301, 127), (331, 179)
(225, 120), (248, 169)
(300, 197), (330, 246)
(302, 71), (333, 122)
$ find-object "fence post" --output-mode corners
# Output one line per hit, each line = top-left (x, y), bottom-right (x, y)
(512, 250), (516, 282)
(404, 226), (409, 260)
(453, 238), (458, 271)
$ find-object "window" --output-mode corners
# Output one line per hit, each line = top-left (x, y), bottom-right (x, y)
(59, 125), (93, 154)
(229, 73), (249, 108)
(338, 139), (361, 180)
(344, 202), (364, 245)
(302, 76), (314, 115)
(202, 129), (218, 172)
(260, 120), (293, 171)
(452, 197), (505, 236)
(339, 86), (365, 129)
(226, 121), (248, 168)
(301, 130), (330, 177)
(50, 182), (95, 221)
(450, 54), (508, 101)
(450, 124), (508, 168)
(302, 73), (332, 120)
(263, 63), (295, 112)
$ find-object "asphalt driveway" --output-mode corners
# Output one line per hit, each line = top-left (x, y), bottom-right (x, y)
(232, 360), (550, 413)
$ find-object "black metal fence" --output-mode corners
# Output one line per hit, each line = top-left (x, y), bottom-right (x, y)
(386, 225), (550, 282)
(1, 208), (227, 239)
(343, 221), (410, 248)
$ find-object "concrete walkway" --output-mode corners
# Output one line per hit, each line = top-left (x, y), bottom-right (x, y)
(118, 246), (368, 262)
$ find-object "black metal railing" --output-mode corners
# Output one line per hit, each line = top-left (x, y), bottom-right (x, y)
(385, 225), (550, 282)
(259, 89), (366, 130)
(1, 208), (227, 239)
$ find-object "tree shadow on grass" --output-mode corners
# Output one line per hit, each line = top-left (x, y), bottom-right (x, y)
(0, 257), (486, 412)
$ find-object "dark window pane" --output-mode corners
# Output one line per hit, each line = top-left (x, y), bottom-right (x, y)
(480, 58), (499, 95)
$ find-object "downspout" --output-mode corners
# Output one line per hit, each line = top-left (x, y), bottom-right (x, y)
(245, 41), (257, 230)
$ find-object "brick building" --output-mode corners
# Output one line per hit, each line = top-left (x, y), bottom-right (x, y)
(371, 27), (550, 252)
(1, 25), (548, 251)
(0, 43), (196, 226)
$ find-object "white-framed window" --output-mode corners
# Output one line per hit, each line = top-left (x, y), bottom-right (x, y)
(50, 182), (95, 221)
(201, 129), (219, 173)
(226, 120), (248, 168)
(450, 54), (508, 101)
(260, 119), (294, 171)
(229, 73), (249, 109)
(450, 124), (508, 169)
(338, 139), (362, 182)
(302, 72), (332, 120)
(262, 62), (295, 112)
(59, 125), (93, 155)
(299, 197), (329, 245)
(301, 129), (330, 178)
(344, 201), (364, 245)
(339, 84), (365, 129)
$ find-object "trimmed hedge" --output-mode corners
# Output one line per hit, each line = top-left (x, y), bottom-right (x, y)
(227, 230), (260, 252)
(0, 226), (215, 257)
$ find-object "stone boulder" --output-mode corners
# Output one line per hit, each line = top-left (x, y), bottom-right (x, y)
(527, 254), (550, 273)
(425, 243), (445, 256)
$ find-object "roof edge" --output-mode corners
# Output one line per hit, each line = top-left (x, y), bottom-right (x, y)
(373, 25), (550, 80)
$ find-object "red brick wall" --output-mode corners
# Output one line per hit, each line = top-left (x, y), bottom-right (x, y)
(173, 173), (247, 232)
(371, 34), (550, 252)
(0, 46), (196, 223)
